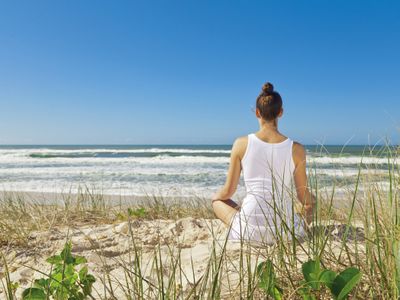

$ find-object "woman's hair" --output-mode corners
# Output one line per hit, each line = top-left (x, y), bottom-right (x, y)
(256, 82), (283, 121)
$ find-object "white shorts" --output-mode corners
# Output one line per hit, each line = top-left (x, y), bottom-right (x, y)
(227, 210), (307, 245)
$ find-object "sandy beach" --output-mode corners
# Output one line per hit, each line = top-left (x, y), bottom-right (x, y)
(3, 216), (240, 298)
(2, 216), (366, 299)
(0, 190), (372, 299)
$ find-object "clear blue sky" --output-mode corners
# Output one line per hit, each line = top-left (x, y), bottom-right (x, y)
(0, 0), (399, 145)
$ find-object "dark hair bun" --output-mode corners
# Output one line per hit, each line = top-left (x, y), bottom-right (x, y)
(262, 82), (274, 93)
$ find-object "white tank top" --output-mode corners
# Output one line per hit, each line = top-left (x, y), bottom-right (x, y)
(228, 133), (305, 244)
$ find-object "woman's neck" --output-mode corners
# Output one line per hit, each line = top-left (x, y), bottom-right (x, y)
(259, 120), (278, 132)
(256, 119), (287, 142)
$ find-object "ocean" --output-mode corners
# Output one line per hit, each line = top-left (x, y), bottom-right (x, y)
(0, 144), (397, 199)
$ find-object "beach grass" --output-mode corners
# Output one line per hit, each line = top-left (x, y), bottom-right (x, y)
(0, 145), (399, 299)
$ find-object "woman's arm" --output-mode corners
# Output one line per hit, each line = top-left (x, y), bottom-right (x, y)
(292, 142), (316, 225)
(211, 137), (247, 202)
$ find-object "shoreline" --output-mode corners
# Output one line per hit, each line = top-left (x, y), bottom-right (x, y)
(0, 189), (366, 217)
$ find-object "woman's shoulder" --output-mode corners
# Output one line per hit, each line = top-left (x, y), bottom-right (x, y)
(235, 134), (249, 144)
(292, 141), (305, 152)
(292, 141), (307, 165)
(232, 135), (249, 160)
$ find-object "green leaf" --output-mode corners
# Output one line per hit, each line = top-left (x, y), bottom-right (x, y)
(256, 260), (283, 299)
(33, 278), (48, 289)
(81, 275), (95, 295)
(60, 242), (74, 264)
(257, 260), (275, 291)
(74, 256), (87, 265)
(22, 288), (46, 300)
(26, 241), (97, 300)
(53, 264), (64, 274)
(55, 286), (69, 300)
(76, 291), (85, 300)
(272, 286), (283, 300)
(302, 260), (321, 290)
(65, 272), (78, 285)
(46, 255), (62, 264)
(50, 272), (63, 289)
(64, 264), (76, 278)
(332, 267), (361, 300)
(79, 266), (88, 280)
(298, 281), (316, 300)
(86, 274), (96, 283)
(319, 269), (337, 290)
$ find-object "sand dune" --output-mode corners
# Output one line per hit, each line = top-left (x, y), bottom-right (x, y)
(1, 214), (368, 299)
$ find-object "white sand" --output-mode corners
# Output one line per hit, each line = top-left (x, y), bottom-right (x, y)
(2, 217), (272, 299)
(1, 216), (367, 299)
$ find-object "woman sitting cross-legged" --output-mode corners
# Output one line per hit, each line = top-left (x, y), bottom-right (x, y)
(212, 82), (315, 245)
